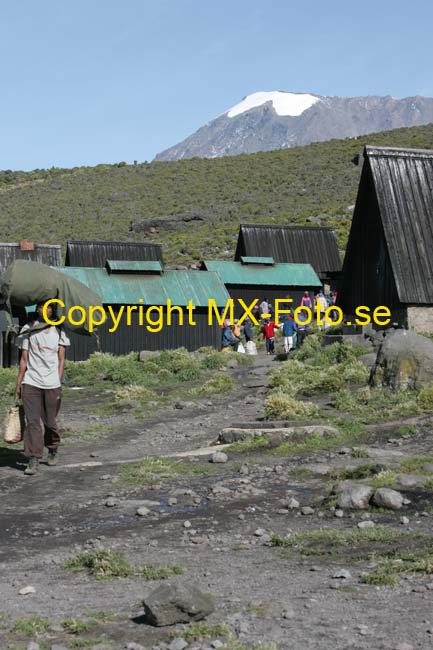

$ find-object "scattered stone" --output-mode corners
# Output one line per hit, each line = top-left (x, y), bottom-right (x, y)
(402, 498), (411, 505)
(211, 641), (225, 649)
(334, 509), (344, 518)
(282, 607), (296, 619)
(125, 644), (146, 650)
(305, 463), (331, 476)
(274, 465), (284, 474)
(183, 520), (192, 529)
(396, 474), (426, 488)
(51, 646), (68, 650)
(239, 464), (249, 475)
(412, 586), (427, 593)
(357, 624), (369, 636)
(372, 488), (404, 510)
(400, 516), (410, 525)
(300, 506), (314, 515)
(358, 520), (375, 529)
(168, 498), (178, 506)
(333, 569), (351, 579)
(136, 507), (151, 517)
(19, 585), (35, 595)
(168, 639), (188, 650)
(27, 643), (40, 650)
(105, 497), (117, 507)
(336, 485), (374, 509)
(254, 528), (267, 537)
(286, 497), (300, 509)
(100, 474), (111, 481)
(143, 582), (214, 626)
(211, 452), (228, 464)
(226, 357), (238, 369)
(395, 644), (414, 650)
(211, 485), (231, 496)
(338, 447), (352, 455)
(277, 509), (289, 515)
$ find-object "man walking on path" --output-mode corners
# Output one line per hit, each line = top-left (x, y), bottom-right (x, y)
(15, 300), (70, 475)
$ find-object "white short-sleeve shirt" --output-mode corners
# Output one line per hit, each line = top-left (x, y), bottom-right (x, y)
(17, 323), (70, 389)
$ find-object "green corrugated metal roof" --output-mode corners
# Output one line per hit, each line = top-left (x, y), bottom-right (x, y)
(55, 267), (230, 307)
(106, 260), (163, 273)
(240, 256), (274, 265)
(202, 260), (321, 287)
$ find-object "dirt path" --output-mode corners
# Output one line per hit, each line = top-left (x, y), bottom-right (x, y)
(1, 354), (433, 650)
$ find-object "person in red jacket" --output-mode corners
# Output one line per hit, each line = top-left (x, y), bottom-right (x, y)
(262, 319), (280, 354)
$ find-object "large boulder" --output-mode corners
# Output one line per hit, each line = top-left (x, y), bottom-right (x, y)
(372, 488), (404, 510)
(143, 582), (214, 627)
(335, 484), (374, 509)
(370, 329), (433, 389)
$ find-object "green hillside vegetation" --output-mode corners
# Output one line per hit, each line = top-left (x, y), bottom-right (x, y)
(1, 124), (433, 265)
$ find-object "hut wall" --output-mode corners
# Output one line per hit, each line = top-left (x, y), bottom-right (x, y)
(340, 161), (400, 314)
(407, 306), (433, 333)
(66, 306), (221, 361)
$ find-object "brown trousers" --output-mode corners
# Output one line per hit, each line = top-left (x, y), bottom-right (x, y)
(21, 384), (62, 459)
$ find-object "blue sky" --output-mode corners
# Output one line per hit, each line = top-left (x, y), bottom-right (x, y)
(2, 0), (433, 170)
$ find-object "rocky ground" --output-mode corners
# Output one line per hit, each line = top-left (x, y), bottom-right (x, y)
(1, 351), (433, 650)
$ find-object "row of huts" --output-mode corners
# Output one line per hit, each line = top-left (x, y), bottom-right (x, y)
(0, 226), (334, 363)
(1, 144), (432, 364)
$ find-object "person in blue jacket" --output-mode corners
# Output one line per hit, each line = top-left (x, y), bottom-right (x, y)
(282, 315), (296, 353)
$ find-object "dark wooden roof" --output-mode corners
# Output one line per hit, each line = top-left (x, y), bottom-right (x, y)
(342, 145), (433, 305)
(234, 224), (341, 277)
(0, 242), (61, 275)
(65, 240), (163, 267)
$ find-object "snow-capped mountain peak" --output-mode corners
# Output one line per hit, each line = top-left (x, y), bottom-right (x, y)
(154, 92), (433, 161)
(227, 91), (321, 118)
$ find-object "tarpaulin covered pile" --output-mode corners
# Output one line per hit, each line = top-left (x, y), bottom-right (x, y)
(0, 260), (102, 335)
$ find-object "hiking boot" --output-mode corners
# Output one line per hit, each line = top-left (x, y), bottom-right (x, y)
(47, 449), (58, 466)
(24, 457), (39, 475)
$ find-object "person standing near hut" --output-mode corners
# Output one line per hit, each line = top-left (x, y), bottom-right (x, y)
(282, 315), (296, 353)
(262, 318), (280, 355)
(301, 291), (313, 309)
(14, 300), (70, 475)
(296, 310), (310, 347)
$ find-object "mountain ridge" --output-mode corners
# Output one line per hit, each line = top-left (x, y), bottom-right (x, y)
(155, 91), (433, 161)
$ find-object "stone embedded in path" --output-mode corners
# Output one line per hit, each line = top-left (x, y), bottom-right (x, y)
(283, 497), (300, 509)
(168, 638), (188, 650)
(105, 498), (117, 507)
(300, 506), (314, 515)
(136, 507), (151, 517)
(358, 520), (375, 529)
(19, 585), (36, 595)
(143, 582), (214, 626)
(335, 485), (374, 509)
(211, 451), (228, 464)
(333, 569), (351, 579)
(396, 474), (426, 488)
(372, 488), (404, 510)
